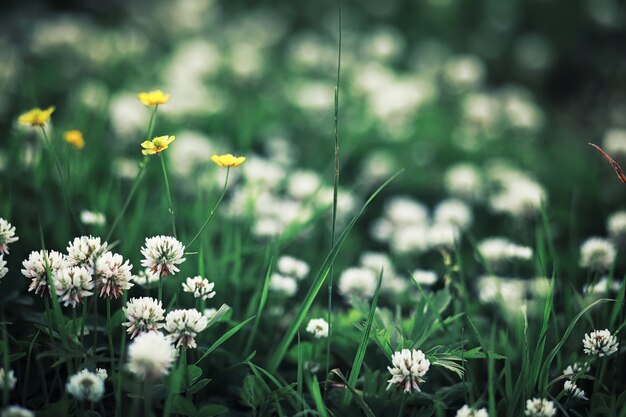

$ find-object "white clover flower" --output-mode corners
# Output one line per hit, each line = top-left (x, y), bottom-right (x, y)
(165, 309), (208, 349)
(385, 197), (429, 227)
(0, 368), (16, 390)
(444, 163), (483, 201)
(96, 368), (107, 380)
(127, 331), (177, 380)
(427, 223), (460, 249)
(306, 318), (329, 339)
(0, 218), (18, 254)
(563, 362), (589, 378)
(269, 273), (298, 296)
(66, 236), (108, 274)
(583, 329), (618, 357)
(564, 380), (587, 400)
(22, 250), (69, 296)
(287, 170), (322, 200)
(607, 210), (626, 244)
(80, 211), (106, 227)
(0, 255), (7, 280)
(411, 269), (438, 286)
(54, 266), (94, 307)
(338, 267), (377, 299)
(123, 297), (165, 339)
(182, 276), (216, 300)
(434, 199), (473, 229)
(203, 308), (218, 320)
(66, 369), (105, 402)
(455, 405), (489, 417)
(277, 255), (310, 280)
(386, 348), (430, 393)
(95, 251), (133, 298)
(360, 252), (395, 276)
(478, 238), (533, 269)
(443, 55), (485, 91)
(524, 398), (556, 417)
(603, 128), (626, 156)
(489, 178), (546, 218)
(389, 225), (430, 255)
(579, 238), (617, 271)
(583, 277), (621, 297)
(1, 406), (34, 417)
(131, 268), (159, 286)
(140, 236), (186, 277)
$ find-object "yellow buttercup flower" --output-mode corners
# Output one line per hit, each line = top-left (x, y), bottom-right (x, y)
(137, 90), (170, 106)
(141, 135), (176, 155)
(18, 106), (55, 127)
(211, 154), (246, 168)
(64, 130), (85, 149)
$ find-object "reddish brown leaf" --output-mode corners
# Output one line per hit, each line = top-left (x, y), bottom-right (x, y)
(589, 142), (626, 184)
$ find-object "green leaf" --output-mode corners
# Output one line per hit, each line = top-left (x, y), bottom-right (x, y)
(197, 404), (229, 417)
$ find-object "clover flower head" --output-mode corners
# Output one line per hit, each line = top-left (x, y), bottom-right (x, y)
(182, 276), (216, 300)
(524, 398), (556, 417)
(269, 273), (298, 296)
(54, 266), (94, 307)
(579, 237), (616, 271)
(306, 318), (329, 339)
(141, 135), (176, 155)
(583, 329), (618, 357)
(95, 251), (134, 298)
(338, 267), (377, 299)
(277, 255), (310, 280)
(80, 211), (106, 227)
(66, 236), (108, 274)
(1, 406), (34, 417)
(204, 308), (218, 320)
(211, 153), (246, 168)
(0, 218), (19, 254)
(137, 90), (170, 106)
(22, 250), (69, 296)
(455, 405), (489, 417)
(18, 106), (55, 127)
(127, 331), (177, 380)
(386, 348), (430, 393)
(164, 309), (208, 349)
(564, 380), (587, 400)
(64, 130), (85, 149)
(0, 368), (16, 390)
(140, 236), (186, 277)
(0, 255), (7, 281)
(96, 368), (108, 380)
(131, 268), (160, 286)
(66, 369), (105, 402)
(562, 362), (589, 378)
(411, 269), (438, 286)
(123, 297), (165, 338)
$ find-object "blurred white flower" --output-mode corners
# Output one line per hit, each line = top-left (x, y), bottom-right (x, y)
(0, 218), (18, 254)
(0, 368), (16, 390)
(166, 131), (214, 178)
(109, 92), (149, 139)
(386, 348), (430, 393)
(277, 256), (310, 280)
(287, 170), (322, 200)
(411, 270), (438, 286)
(66, 236), (108, 274)
(80, 211), (106, 227)
(602, 128), (626, 156)
(96, 368), (107, 380)
(127, 331), (177, 380)
(131, 268), (160, 287)
(140, 236), (186, 277)
(0, 255), (7, 280)
(455, 405), (489, 417)
(434, 199), (473, 229)
(427, 223), (460, 249)
(524, 398), (556, 417)
(362, 26), (405, 62)
(583, 329), (618, 357)
(269, 273), (298, 296)
(1, 405), (34, 417)
(165, 309), (208, 349)
(443, 55), (485, 92)
(182, 276), (216, 300)
(478, 237), (533, 269)
(66, 369), (104, 402)
(564, 380), (587, 400)
(306, 318), (329, 339)
(338, 267), (377, 299)
(203, 308), (218, 320)
(583, 276), (621, 297)
(54, 266), (94, 307)
(489, 177), (546, 218)
(579, 237), (616, 271)
(123, 297), (165, 339)
(607, 210), (626, 245)
(22, 250), (69, 296)
(444, 163), (483, 200)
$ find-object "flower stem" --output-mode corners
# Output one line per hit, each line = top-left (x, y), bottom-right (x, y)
(106, 105), (158, 241)
(396, 396), (406, 417)
(158, 274), (163, 302)
(186, 167), (230, 250)
(159, 154), (177, 238)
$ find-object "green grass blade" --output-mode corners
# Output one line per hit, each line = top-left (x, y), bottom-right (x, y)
(195, 316), (255, 366)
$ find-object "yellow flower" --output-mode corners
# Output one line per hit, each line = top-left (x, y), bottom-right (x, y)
(137, 90), (170, 106)
(211, 154), (246, 168)
(141, 135), (176, 155)
(18, 106), (55, 127)
(64, 130), (85, 149)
